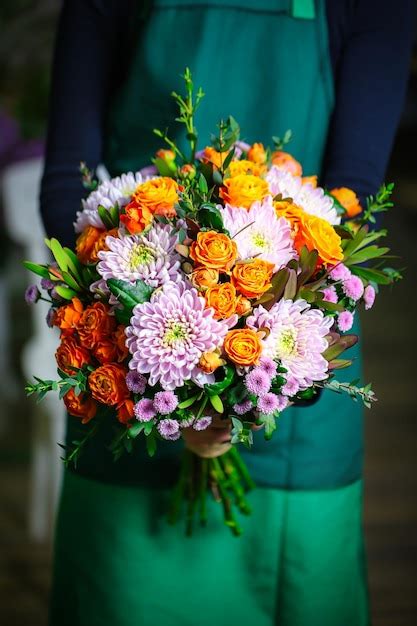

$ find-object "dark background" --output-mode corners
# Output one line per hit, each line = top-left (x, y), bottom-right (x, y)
(0, 3), (416, 625)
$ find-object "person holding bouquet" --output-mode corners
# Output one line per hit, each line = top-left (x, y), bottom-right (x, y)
(40, 1), (413, 625)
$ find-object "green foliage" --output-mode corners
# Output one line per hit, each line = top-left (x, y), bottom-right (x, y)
(211, 116), (241, 153)
(204, 365), (235, 396)
(272, 129), (292, 150)
(320, 379), (377, 409)
(361, 183), (394, 224)
(107, 278), (153, 324)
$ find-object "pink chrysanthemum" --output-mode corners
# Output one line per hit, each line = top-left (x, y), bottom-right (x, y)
(193, 416), (213, 431)
(134, 398), (156, 422)
(245, 368), (271, 397)
(233, 399), (253, 415)
(276, 395), (290, 411)
(219, 196), (296, 271)
(126, 282), (236, 390)
(97, 224), (180, 289)
(329, 263), (351, 282)
(126, 371), (147, 394)
(179, 415), (195, 428)
(342, 275), (364, 301)
(363, 285), (376, 310)
(247, 299), (333, 389)
(153, 391), (178, 415)
(337, 310), (354, 332)
(157, 419), (180, 440)
(282, 377), (300, 397)
(74, 172), (147, 232)
(258, 356), (278, 378)
(266, 167), (340, 225)
(321, 286), (338, 304)
(257, 392), (280, 415)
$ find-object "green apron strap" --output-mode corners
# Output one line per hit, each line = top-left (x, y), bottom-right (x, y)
(291, 0), (316, 19)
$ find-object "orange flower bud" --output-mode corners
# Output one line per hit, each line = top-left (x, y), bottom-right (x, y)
(198, 351), (225, 374)
(156, 149), (175, 161)
(190, 267), (220, 289)
(235, 296), (252, 316)
(330, 187), (362, 218)
(271, 151), (302, 177)
(247, 142), (267, 165)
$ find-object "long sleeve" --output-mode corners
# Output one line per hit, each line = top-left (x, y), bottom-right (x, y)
(322, 0), (414, 198)
(39, 0), (131, 248)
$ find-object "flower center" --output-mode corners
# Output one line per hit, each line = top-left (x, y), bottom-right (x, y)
(163, 320), (189, 347)
(276, 327), (298, 358)
(251, 231), (270, 250)
(129, 243), (155, 270)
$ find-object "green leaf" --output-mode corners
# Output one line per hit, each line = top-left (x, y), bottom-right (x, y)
(345, 245), (390, 266)
(222, 147), (235, 171)
(342, 226), (369, 257)
(153, 157), (176, 177)
(259, 414), (277, 440)
(212, 169), (223, 186)
(46, 238), (72, 273)
(261, 267), (290, 310)
(209, 394), (224, 413)
(97, 205), (116, 230)
(61, 271), (81, 292)
(283, 268), (297, 299)
(145, 432), (157, 457)
(350, 266), (392, 285)
(204, 365), (235, 396)
(178, 395), (199, 409)
(107, 279), (153, 316)
(198, 173), (209, 194)
(198, 204), (225, 231)
(22, 261), (50, 279)
(328, 359), (353, 370)
(62, 247), (83, 277)
(128, 422), (145, 439)
(55, 285), (78, 300)
(322, 333), (358, 361)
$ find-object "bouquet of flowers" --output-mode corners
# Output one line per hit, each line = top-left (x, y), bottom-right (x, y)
(25, 70), (400, 535)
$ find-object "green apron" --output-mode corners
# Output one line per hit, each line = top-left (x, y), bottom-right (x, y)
(50, 1), (369, 624)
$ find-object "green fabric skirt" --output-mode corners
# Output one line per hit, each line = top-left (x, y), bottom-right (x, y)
(49, 471), (369, 626)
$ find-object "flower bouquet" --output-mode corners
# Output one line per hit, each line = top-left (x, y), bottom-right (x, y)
(25, 70), (400, 535)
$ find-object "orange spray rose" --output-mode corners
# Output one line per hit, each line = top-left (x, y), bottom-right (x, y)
(189, 231), (237, 272)
(55, 336), (90, 374)
(223, 328), (263, 366)
(247, 142), (267, 165)
(231, 259), (274, 299)
(330, 187), (362, 218)
(76, 302), (116, 349)
(219, 174), (269, 209)
(63, 389), (97, 424)
(271, 151), (302, 176)
(54, 298), (84, 336)
(205, 282), (238, 319)
(88, 363), (130, 406)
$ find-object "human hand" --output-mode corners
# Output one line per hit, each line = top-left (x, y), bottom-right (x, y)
(182, 414), (232, 458)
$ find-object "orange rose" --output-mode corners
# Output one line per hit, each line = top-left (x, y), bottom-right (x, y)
(76, 226), (103, 264)
(274, 202), (305, 235)
(231, 259), (274, 298)
(198, 350), (225, 374)
(247, 143), (267, 165)
(330, 187), (362, 218)
(271, 151), (302, 176)
(114, 325), (129, 362)
(117, 399), (135, 425)
(219, 174), (269, 209)
(55, 336), (90, 374)
(120, 199), (154, 234)
(223, 328), (263, 367)
(190, 267), (219, 289)
(295, 214), (344, 267)
(201, 146), (231, 169)
(76, 302), (116, 349)
(54, 298), (84, 336)
(189, 231), (237, 272)
(63, 389), (97, 424)
(302, 175), (318, 188)
(132, 177), (178, 218)
(226, 160), (266, 178)
(93, 338), (118, 364)
(205, 282), (238, 319)
(235, 296), (252, 316)
(88, 363), (130, 406)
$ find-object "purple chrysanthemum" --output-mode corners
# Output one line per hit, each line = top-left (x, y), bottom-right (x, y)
(25, 284), (41, 305)
(97, 224), (180, 289)
(233, 399), (253, 415)
(363, 285), (376, 310)
(193, 416), (213, 431)
(329, 263), (351, 282)
(245, 368), (271, 397)
(258, 357), (277, 378)
(153, 391), (178, 415)
(179, 415), (195, 428)
(282, 377), (300, 397)
(321, 286), (338, 304)
(134, 398), (156, 422)
(126, 371), (147, 394)
(342, 275), (364, 301)
(257, 392), (280, 415)
(247, 298), (333, 389)
(337, 310), (354, 332)
(276, 395), (290, 411)
(157, 418), (180, 440)
(46, 308), (55, 328)
(41, 278), (55, 290)
(126, 282), (236, 390)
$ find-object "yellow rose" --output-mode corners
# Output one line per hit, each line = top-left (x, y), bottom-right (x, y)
(226, 160), (266, 178)
(296, 214), (344, 267)
(219, 174), (270, 209)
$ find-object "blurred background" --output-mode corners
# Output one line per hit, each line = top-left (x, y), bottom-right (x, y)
(0, 2), (416, 625)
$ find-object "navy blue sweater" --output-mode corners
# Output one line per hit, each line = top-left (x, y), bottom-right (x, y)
(40, 0), (414, 247)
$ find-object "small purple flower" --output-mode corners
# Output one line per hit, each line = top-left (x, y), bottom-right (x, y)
(363, 285), (376, 310)
(233, 399), (253, 415)
(257, 392), (280, 415)
(46, 308), (56, 328)
(321, 286), (338, 304)
(258, 357), (277, 378)
(41, 278), (55, 290)
(342, 275), (364, 301)
(193, 415), (213, 431)
(134, 398), (156, 422)
(337, 310), (354, 332)
(276, 395), (290, 411)
(157, 418), (180, 440)
(329, 263), (351, 282)
(126, 371), (147, 394)
(179, 415), (195, 428)
(245, 368), (271, 397)
(282, 377), (300, 397)
(139, 164), (158, 177)
(153, 390), (178, 415)
(25, 284), (41, 305)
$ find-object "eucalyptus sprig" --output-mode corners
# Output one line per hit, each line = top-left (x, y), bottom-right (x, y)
(25, 368), (88, 402)
(60, 421), (100, 469)
(171, 67), (205, 162)
(319, 379), (377, 408)
(361, 182), (394, 225)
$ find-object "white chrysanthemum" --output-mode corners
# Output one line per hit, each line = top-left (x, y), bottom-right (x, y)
(97, 224), (180, 288)
(247, 298), (333, 389)
(219, 196), (297, 271)
(266, 167), (340, 225)
(74, 172), (154, 233)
